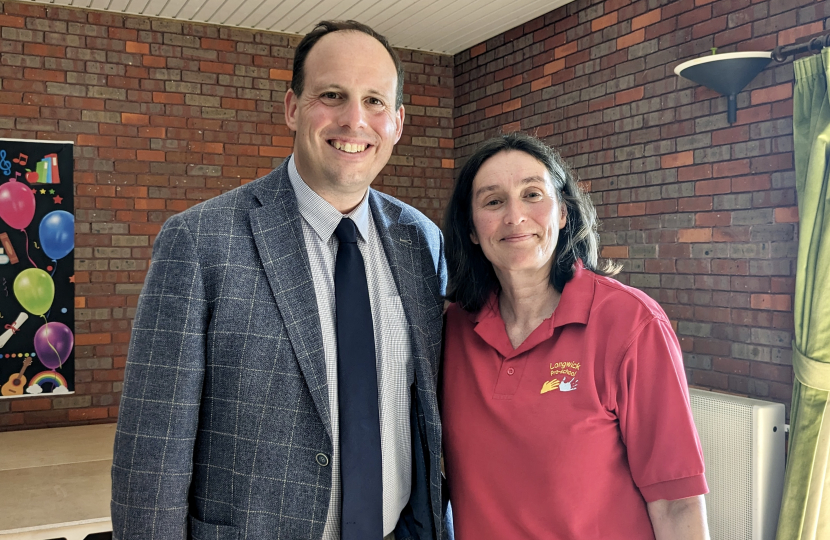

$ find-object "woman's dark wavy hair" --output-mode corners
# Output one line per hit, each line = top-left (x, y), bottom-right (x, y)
(444, 132), (621, 313)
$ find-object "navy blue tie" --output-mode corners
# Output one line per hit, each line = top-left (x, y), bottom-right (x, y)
(334, 218), (383, 540)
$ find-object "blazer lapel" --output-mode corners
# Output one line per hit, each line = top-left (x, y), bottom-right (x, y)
(370, 192), (442, 454)
(249, 164), (332, 439)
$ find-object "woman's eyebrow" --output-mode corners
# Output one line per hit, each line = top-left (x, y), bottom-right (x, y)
(474, 175), (547, 198)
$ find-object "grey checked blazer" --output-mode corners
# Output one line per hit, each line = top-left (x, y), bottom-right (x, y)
(111, 160), (448, 540)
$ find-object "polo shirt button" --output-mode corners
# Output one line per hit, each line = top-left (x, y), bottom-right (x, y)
(316, 453), (329, 467)
(507, 367), (515, 375)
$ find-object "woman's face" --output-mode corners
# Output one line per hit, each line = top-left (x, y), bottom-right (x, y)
(470, 150), (567, 278)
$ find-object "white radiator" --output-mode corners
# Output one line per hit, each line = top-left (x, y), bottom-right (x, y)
(689, 388), (786, 540)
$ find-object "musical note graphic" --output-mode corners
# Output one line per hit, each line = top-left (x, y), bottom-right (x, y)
(12, 153), (27, 166)
(0, 150), (11, 176)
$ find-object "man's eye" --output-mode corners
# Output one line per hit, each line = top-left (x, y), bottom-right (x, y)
(367, 97), (384, 106)
(321, 92), (339, 99)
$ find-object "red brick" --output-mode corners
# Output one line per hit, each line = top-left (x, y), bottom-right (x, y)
(503, 98), (521, 113)
(470, 43), (486, 57)
(125, 41), (149, 54)
(554, 41), (578, 59)
(750, 294), (791, 311)
(632, 9), (661, 30)
(0, 14), (25, 28)
(732, 175), (771, 192)
(618, 202), (646, 216)
(601, 246), (629, 258)
(678, 196), (713, 212)
(713, 160), (750, 178)
(152, 92), (184, 104)
(678, 164), (712, 182)
(695, 178), (731, 195)
(122, 113), (149, 125)
(2, 104), (40, 118)
(774, 207), (799, 223)
(68, 407), (110, 421)
(10, 398), (52, 412)
(201, 38), (236, 52)
(696, 212), (731, 227)
(412, 95), (439, 107)
(270, 69), (292, 81)
(779, 22), (824, 47)
(616, 86), (644, 105)
(678, 228), (713, 242)
(23, 44), (65, 58)
(617, 29), (645, 49)
(143, 55), (166, 68)
(661, 151), (694, 168)
(592, 12), (619, 32)
(751, 84), (792, 105)
(136, 150), (165, 161)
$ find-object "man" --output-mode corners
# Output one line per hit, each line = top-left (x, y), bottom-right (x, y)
(111, 21), (447, 540)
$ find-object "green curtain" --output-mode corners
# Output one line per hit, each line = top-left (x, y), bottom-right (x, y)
(777, 48), (830, 540)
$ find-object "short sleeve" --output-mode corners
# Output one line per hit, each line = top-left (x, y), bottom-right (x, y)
(615, 316), (709, 502)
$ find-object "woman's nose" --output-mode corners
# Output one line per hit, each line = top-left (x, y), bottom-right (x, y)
(503, 198), (526, 224)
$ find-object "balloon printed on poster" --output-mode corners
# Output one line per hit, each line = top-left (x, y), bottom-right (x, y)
(0, 139), (74, 399)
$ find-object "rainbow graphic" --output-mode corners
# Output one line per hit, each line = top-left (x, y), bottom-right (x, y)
(28, 371), (67, 390)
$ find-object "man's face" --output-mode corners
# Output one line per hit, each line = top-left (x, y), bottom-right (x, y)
(285, 31), (404, 212)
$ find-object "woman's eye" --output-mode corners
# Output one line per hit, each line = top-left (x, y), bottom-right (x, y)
(484, 199), (501, 206)
(526, 191), (543, 199)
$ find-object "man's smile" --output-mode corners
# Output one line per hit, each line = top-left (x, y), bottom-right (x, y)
(330, 140), (369, 153)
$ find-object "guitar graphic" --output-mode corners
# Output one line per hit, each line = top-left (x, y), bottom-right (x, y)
(1, 358), (33, 396)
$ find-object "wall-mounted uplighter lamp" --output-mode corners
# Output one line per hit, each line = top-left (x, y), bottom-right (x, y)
(674, 35), (830, 124)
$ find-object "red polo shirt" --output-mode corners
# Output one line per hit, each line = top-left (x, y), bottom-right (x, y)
(441, 264), (707, 540)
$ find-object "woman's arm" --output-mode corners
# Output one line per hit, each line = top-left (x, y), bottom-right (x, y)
(646, 495), (710, 540)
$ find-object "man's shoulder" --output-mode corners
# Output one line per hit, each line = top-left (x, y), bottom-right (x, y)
(369, 189), (441, 238)
(167, 163), (290, 227)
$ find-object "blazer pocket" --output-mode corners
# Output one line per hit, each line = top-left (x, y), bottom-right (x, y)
(189, 514), (239, 540)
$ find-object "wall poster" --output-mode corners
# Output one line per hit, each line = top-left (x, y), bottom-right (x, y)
(0, 139), (75, 399)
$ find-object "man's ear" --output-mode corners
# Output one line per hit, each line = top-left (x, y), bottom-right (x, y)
(285, 88), (298, 131)
(394, 105), (405, 144)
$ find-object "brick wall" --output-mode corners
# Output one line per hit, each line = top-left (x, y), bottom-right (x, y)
(453, 0), (828, 415)
(0, 0), (453, 430)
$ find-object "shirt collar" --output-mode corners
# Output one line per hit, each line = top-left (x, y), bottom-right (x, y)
(474, 260), (595, 329)
(470, 261), (596, 358)
(287, 154), (371, 241)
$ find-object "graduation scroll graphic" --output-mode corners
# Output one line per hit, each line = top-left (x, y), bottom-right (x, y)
(0, 139), (75, 398)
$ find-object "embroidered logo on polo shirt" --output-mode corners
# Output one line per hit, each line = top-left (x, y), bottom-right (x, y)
(541, 361), (580, 394)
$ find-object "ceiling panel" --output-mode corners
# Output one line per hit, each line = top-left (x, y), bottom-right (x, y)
(25, 0), (575, 54)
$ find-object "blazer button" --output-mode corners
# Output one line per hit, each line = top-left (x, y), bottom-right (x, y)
(316, 453), (330, 467)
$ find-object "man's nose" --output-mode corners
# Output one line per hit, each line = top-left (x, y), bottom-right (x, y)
(338, 98), (368, 130)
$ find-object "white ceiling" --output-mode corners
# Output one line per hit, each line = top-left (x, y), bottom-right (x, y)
(27, 0), (574, 55)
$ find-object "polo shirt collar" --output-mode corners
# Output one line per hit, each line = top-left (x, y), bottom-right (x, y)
(472, 261), (595, 358)
(287, 154), (371, 242)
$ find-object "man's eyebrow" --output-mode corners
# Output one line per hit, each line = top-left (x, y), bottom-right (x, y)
(474, 175), (547, 198)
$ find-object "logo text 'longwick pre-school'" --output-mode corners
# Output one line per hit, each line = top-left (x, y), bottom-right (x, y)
(541, 361), (580, 394)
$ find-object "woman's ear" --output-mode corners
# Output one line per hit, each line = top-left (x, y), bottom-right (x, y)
(559, 202), (568, 230)
(470, 231), (480, 245)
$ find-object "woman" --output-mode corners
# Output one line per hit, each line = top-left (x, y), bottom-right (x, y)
(441, 133), (709, 540)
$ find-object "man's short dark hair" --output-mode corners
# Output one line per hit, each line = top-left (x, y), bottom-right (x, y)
(291, 20), (405, 110)
(444, 132), (621, 313)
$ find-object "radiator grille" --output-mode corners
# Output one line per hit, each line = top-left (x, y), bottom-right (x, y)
(690, 393), (753, 540)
